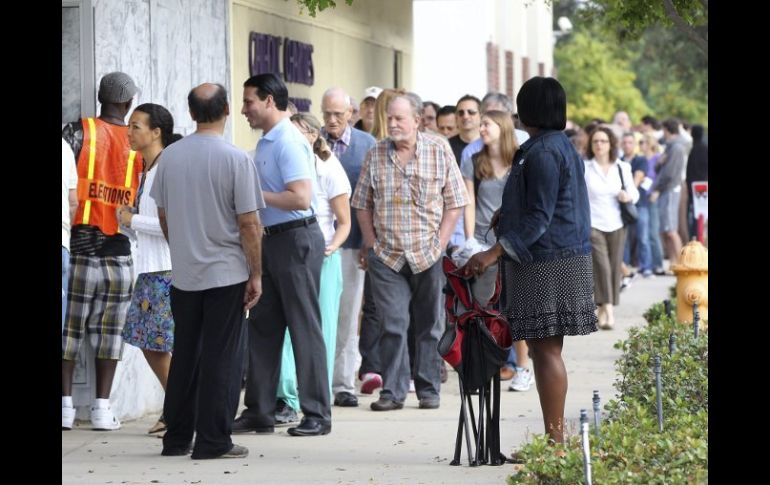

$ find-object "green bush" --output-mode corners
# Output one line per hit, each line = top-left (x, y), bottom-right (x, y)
(508, 402), (708, 484)
(508, 301), (708, 484)
(611, 318), (708, 419)
(642, 300), (674, 324)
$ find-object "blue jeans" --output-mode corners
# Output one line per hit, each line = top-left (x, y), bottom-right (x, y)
(623, 223), (637, 266)
(505, 347), (518, 368)
(648, 201), (664, 270)
(62, 246), (70, 333)
(688, 203), (700, 242)
(635, 206), (652, 272)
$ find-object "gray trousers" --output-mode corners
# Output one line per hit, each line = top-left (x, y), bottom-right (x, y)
(367, 251), (443, 403)
(591, 227), (626, 305)
(241, 222), (330, 424)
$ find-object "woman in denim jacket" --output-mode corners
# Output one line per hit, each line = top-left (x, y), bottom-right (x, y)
(463, 77), (598, 445)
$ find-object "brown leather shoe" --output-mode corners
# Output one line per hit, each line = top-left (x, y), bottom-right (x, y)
(370, 397), (404, 411)
(499, 367), (515, 381)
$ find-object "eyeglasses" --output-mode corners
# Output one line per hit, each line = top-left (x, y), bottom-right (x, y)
(322, 111), (347, 120)
(592, 139), (610, 144)
(457, 109), (478, 117)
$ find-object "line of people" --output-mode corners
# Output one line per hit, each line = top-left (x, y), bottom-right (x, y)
(62, 71), (703, 461)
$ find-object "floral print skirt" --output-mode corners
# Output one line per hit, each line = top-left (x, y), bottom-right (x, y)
(122, 270), (174, 352)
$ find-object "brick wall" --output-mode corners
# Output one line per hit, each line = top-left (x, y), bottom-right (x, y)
(505, 50), (514, 98)
(521, 56), (530, 82)
(486, 41), (500, 92)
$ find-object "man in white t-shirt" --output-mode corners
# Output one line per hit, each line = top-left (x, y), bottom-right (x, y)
(61, 138), (78, 332)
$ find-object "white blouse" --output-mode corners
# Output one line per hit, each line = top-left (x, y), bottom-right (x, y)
(130, 167), (172, 274)
(314, 153), (351, 246)
(584, 159), (640, 233)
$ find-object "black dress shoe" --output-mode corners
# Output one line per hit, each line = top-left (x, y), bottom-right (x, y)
(232, 415), (274, 434)
(287, 417), (331, 436)
(161, 443), (192, 456)
(275, 399), (299, 425)
(333, 391), (359, 407)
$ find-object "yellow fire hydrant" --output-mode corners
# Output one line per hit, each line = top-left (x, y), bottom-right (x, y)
(670, 241), (708, 328)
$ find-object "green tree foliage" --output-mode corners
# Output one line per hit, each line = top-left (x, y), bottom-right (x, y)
(582, 0), (708, 57)
(293, 0), (354, 17)
(629, 26), (708, 125)
(553, 0), (707, 126)
(554, 30), (650, 125)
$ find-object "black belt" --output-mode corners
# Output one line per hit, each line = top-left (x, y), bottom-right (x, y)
(263, 216), (317, 236)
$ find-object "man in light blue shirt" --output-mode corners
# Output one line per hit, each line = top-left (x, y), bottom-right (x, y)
(233, 73), (331, 437)
(251, 114), (318, 226)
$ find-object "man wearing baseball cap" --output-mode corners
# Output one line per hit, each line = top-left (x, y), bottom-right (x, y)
(61, 72), (143, 432)
(353, 86), (383, 134)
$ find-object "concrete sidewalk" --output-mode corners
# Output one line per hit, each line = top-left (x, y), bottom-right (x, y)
(62, 273), (673, 485)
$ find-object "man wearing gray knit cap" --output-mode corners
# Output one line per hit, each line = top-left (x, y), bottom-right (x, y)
(97, 71), (139, 104)
(61, 71), (143, 432)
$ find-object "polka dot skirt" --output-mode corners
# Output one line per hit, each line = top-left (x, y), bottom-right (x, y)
(500, 254), (598, 341)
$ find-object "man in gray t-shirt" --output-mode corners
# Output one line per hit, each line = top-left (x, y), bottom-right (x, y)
(649, 118), (686, 267)
(151, 83), (265, 460)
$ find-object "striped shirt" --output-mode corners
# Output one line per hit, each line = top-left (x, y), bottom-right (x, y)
(351, 132), (468, 273)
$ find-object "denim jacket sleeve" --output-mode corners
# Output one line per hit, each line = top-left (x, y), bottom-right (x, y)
(498, 147), (561, 264)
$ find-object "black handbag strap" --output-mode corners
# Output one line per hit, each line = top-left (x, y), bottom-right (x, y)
(617, 164), (627, 190)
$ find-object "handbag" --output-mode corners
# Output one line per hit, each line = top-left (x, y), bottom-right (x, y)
(618, 164), (638, 226)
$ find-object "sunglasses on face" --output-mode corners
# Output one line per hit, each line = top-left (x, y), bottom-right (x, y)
(457, 109), (478, 117)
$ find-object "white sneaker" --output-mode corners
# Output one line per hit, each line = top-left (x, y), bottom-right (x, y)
(91, 405), (121, 431)
(508, 367), (533, 392)
(620, 276), (632, 292)
(62, 406), (76, 430)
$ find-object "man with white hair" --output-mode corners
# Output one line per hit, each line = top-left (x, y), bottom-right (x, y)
(320, 87), (377, 408)
(352, 92), (467, 411)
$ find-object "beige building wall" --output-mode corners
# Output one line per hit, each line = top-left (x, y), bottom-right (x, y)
(231, 0), (413, 151)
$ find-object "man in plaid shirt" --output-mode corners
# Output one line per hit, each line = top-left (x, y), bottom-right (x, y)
(351, 92), (467, 411)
